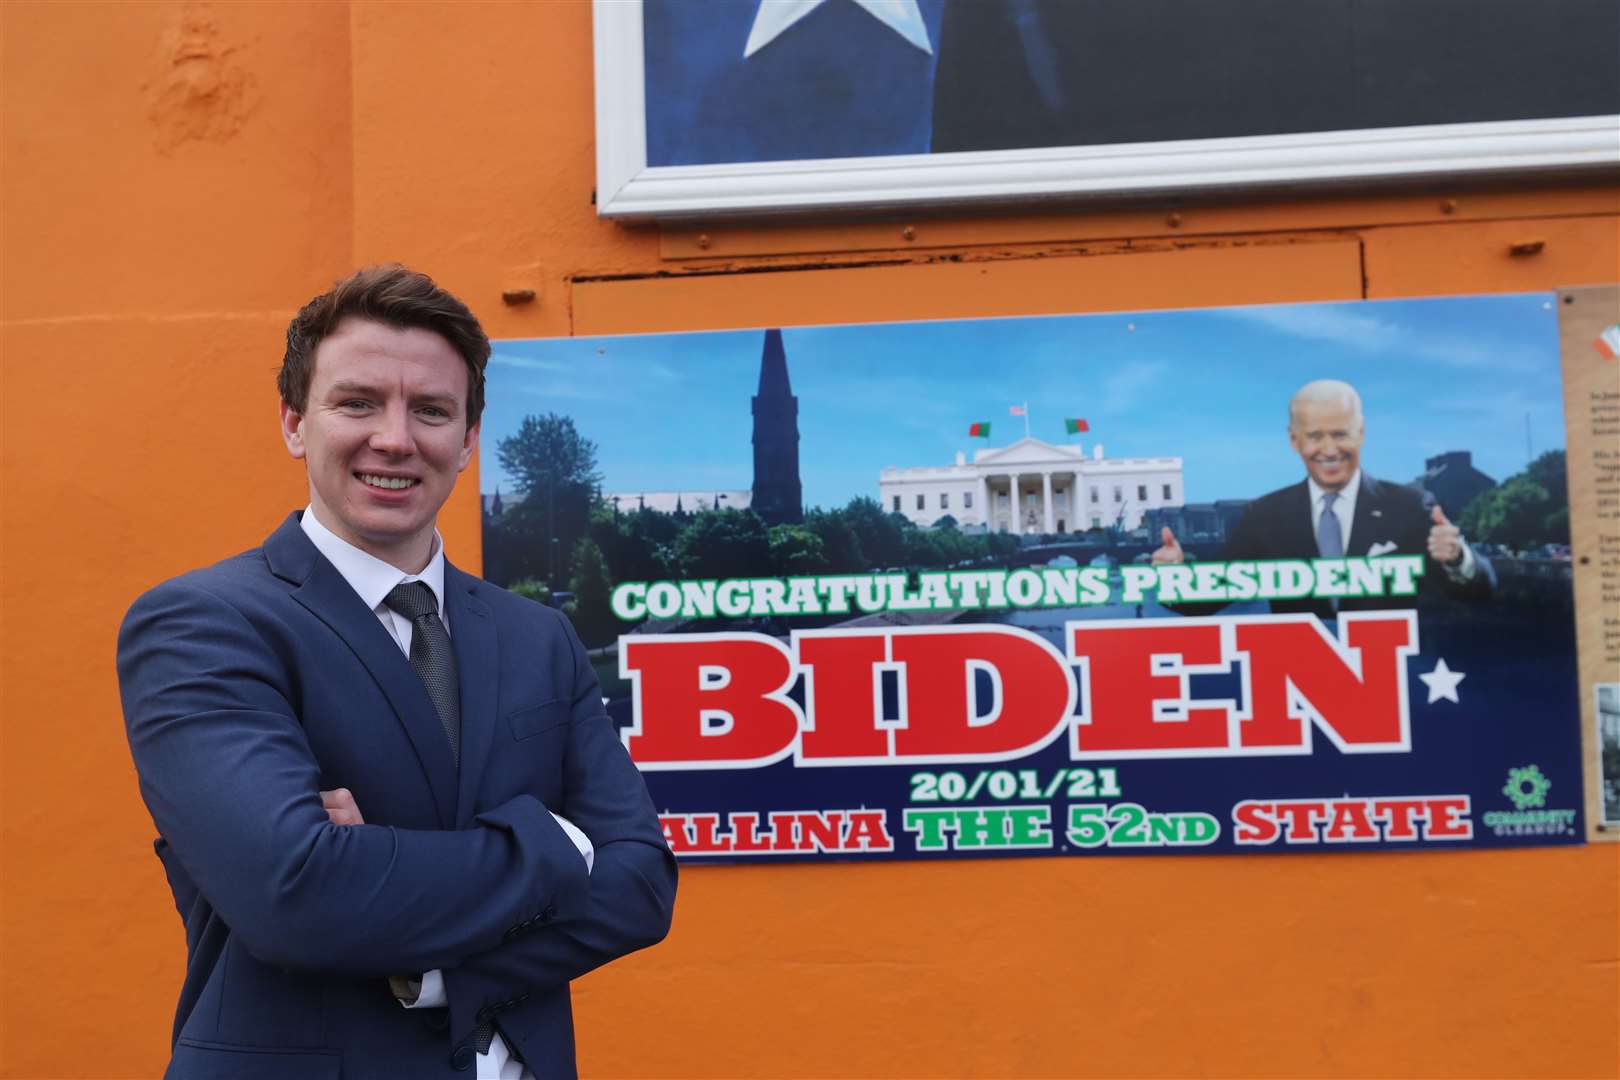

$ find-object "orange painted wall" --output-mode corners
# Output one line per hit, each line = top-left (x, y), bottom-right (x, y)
(3, 3), (1617, 1078)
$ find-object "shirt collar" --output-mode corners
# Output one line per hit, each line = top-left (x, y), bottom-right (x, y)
(299, 507), (447, 618)
(1307, 469), (1361, 511)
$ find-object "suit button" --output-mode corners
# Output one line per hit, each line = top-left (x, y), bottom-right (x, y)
(451, 1045), (475, 1071)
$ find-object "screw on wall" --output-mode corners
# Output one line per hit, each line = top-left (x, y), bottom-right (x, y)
(1166, 212), (1183, 228)
(902, 225), (917, 242)
(1440, 199), (1458, 214)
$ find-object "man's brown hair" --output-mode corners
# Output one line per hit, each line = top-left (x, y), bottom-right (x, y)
(279, 264), (491, 425)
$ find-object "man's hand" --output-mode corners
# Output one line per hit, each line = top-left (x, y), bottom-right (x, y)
(321, 788), (365, 826)
(1151, 526), (1185, 565)
(1426, 505), (1465, 566)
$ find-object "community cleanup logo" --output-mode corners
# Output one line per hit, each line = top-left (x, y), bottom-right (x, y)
(1484, 764), (1576, 837)
(1502, 765), (1551, 810)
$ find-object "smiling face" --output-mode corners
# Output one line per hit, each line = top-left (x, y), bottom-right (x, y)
(1288, 396), (1364, 492)
(280, 317), (479, 571)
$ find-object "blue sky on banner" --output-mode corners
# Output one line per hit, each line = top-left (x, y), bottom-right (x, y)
(643, 0), (944, 166)
(482, 294), (1564, 512)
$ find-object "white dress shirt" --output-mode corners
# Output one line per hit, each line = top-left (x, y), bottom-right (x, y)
(300, 509), (592, 1080)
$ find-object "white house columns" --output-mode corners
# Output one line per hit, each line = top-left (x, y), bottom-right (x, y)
(977, 470), (1072, 534)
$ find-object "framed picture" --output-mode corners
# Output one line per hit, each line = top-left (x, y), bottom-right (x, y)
(593, 0), (1619, 220)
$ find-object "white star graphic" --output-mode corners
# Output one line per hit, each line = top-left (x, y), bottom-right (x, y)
(1418, 658), (1466, 705)
(744, 0), (932, 59)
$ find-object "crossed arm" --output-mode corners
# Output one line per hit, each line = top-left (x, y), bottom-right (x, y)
(119, 580), (674, 1039)
(433, 614), (677, 1040)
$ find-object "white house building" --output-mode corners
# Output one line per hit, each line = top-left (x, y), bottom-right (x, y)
(878, 438), (1184, 534)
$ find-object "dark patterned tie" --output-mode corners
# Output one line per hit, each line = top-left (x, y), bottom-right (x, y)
(383, 582), (493, 1053)
(383, 582), (460, 766)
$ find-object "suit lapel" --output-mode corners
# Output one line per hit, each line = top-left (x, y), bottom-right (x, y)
(264, 515), (458, 828)
(1280, 481), (1318, 557)
(445, 564), (498, 828)
(1349, 473), (1385, 555)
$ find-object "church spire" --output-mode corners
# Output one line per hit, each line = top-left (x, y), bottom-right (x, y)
(751, 328), (803, 525)
(757, 329), (793, 396)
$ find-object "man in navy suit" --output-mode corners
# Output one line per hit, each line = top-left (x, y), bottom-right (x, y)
(1151, 379), (1493, 619)
(118, 265), (675, 1079)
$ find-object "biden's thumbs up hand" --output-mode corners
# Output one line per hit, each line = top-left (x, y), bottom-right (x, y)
(1151, 526), (1185, 565)
(1427, 504), (1464, 566)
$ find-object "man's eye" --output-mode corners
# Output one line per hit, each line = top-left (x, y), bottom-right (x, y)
(340, 400), (371, 410)
(418, 406), (448, 419)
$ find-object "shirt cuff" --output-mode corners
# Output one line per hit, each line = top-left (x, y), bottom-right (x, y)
(396, 969), (447, 1009)
(551, 811), (595, 874)
(1444, 539), (1478, 583)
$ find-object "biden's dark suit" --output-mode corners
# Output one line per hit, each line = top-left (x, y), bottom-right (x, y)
(1217, 473), (1495, 619)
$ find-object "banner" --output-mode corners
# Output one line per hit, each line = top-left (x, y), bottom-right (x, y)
(481, 294), (1587, 861)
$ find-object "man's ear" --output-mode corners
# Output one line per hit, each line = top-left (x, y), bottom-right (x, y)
(457, 421), (481, 473)
(280, 401), (307, 461)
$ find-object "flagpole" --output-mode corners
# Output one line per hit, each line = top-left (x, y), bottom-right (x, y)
(1023, 401), (1030, 439)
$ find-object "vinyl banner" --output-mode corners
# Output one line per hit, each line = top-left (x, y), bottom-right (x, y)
(481, 294), (1587, 861)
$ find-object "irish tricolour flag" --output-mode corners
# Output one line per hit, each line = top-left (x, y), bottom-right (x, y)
(968, 421), (991, 438)
(1595, 323), (1620, 360)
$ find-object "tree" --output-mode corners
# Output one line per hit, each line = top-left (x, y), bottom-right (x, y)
(589, 504), (678, 587)
(929, 522), (981, 566)
(1459, 450), (1569, 550)
(804, 507), (865, 572)
(767, 524), (830, 576)
(840, 496), (908, 570)
(494, 414), (603, 586)
(672, 508), (773, 580)
(496, 413), (603, 499)
(567, 537), (618, 647)
(483, 498), (553, 587)
(986, 531), (1022, 559)
(902, 528), (946, 568)
(1524, 449), (1568, 506)
(506, 578), (552, 606)
(1461, 477), (1554, 551)
(1526, 450), (1571, 544)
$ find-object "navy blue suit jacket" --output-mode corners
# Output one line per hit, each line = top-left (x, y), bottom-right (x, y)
(1216, 473), (1495, 618)
(118, 514), (676, 1079)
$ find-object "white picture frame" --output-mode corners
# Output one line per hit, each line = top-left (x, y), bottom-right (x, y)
(593, 0), (1619, 222)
